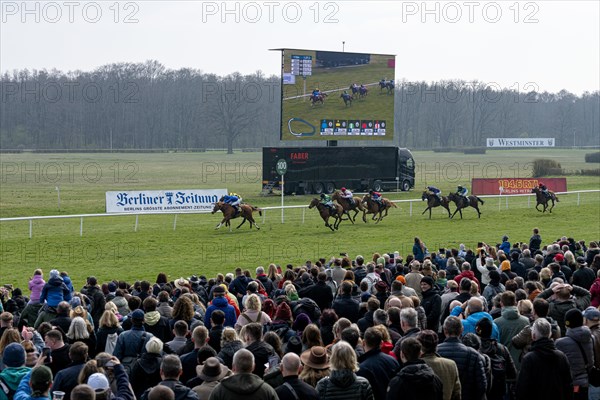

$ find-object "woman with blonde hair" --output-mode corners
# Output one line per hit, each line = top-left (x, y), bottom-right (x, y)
(104, 301), (122, 322)
(267, 263), (282, 288)
(315, 341), (374, 399)
(67, 316), (97, 356)
(217, 327), (243, 369)
(71, 304), (95, 330)
(234, 294), (271, 333)
(96, 310), (123, 355)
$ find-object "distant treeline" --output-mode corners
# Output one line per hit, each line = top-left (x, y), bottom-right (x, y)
(1, 60), (598, 152)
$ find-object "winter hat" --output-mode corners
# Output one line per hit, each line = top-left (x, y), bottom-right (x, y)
(395, 275), (406, 284)
(420, 276), (435, 287)
(554, 253), (565, 263)
(130, 309), (145, 321)
(107, 282), (117, 292)
(285, 336), (303, 355)
(375, 281), (388, 292)
(485, 258), (495, 268)
(502, 235), (509, 242)
(50, 269), (60, 279)
(500, 260), (511, 271)
(565, 308), (584, 329)
(2, 343), (26, 367)
(30, 366), (53, 390)
(88, 372), (110, 392)
(292, 313), (311, 332)
(475, 317), (493, 339)
(274, 302), (292, 322)
(212, 285), (226, 295)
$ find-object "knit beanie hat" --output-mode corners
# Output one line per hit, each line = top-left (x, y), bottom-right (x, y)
(2, 343), (26, 367)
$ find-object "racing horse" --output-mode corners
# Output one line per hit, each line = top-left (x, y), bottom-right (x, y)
(350, 83), (359, 96)
(532, 186), (559, 213)
(448, 193), (484, 219)
(309, 92), (328, 106)
(361, 194), (397, 223)
(308, 198), (343, 231)
(332, 191), (366, 223)
(421, 191), (452, 219)
(358, 86), (368, 98)
(211, 202), (262, 230)
(340, 92), (353, 106)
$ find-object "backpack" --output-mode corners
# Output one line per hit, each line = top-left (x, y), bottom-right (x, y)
(292, 298), (321, 321)
(121, 332), (147, 375)
(481, 340), (507, 395)
(0, 375), (16, 400)
(104, 332), (118, 355)
(240, 312), (262, 324)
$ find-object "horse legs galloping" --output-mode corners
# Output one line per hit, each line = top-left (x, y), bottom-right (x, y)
(548, 199), (554, 213)
(451, 207), (463, 219)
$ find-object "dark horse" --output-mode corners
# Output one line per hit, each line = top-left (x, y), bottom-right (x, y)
(332, 191), (366, 223)
(379, 80), (394, 95)
(448, 193), (484, 219)
(421, 191), (451, 219)
(308, 198), (343, 231)
(532, 187), (559, 213)
(309, 93), (328, 106)
(361, 194), (397, 223)
(211, 202), (262, 230)
(359, 86), (368, 98)
(350, 83), (359, 96)
(340, 92), (353, 106)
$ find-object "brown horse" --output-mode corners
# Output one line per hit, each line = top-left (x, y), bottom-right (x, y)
(332, 191), (366, 224)
(532, 187), (559, 213)
(211, 202), (262, 230)
(448, 193), (484, 219)
(308, 198), (343, 231)
(361, 194), (397, 223)
(421, 191), (451, 219)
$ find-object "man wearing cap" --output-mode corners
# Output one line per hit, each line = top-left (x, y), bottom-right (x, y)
(516, 318), (573, 399)
(0, 343), (29, 400)
(357, 327), (399, 400)
(141, 355), (197, 400)
(86, 356), (133, 400)
(556, 308), (594, 399)
(572, 257), (596, 291)
(275, 353), (318, 400)
(209, 349), (278, 400)
(204, 285), (236, 329)
(420, 276), (442, 332)
(191, 357), (231, 399)
(584, 306), (600, 399)
(113, 309), (154, 371)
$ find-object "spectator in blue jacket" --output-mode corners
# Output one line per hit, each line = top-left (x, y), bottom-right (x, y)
(39, 270), (71, 309)
(204, 285), (236, 329)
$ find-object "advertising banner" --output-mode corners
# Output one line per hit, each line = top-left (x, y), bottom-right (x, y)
(472, 178), (567, 195)
(106, 189), (227, 213)
(486, 138), (555, 147)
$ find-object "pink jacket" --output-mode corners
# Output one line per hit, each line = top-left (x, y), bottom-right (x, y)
(29, 275), (46, 302)
(590, 278), (600, 308)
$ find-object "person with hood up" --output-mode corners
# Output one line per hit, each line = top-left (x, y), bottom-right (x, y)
(453, 263), (480, 288)
(39, 269), (71, 309)
(208, 349), (277, 400)
(386, 337), (443, 400)
(204, 286), (236, 329)
(28, 269), (45, 305)
(499, 235), (511, 254)
(556, 308), (594, 400)
(420, 276), (442, 332)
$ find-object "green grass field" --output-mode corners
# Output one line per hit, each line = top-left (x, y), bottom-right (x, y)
(1, 149), (598, 290)
(281, 53), (395, 140)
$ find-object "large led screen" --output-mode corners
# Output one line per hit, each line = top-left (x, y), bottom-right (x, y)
(279, 48), (396, 141)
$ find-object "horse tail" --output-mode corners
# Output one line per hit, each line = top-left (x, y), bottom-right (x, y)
(390, 201), (398, 208)
(477, 197), (484, 204)
(253, 206), (263, 216)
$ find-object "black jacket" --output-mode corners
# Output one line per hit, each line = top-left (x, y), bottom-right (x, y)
(516, 337), (573, 399)
(299, 281), (334, 312)
(246, 340), (275, 378)
(51, 362), (85, 400)
(421, 288), (442, 332)
(275, 376), (319, 400)
(437, 337), (487, 400)
(386, 360), (443, 400)
(141, 379), (198, 400)
(332, 294), (360, 323)
(357, 348), (399, 400)
(130, 352), (163, 398)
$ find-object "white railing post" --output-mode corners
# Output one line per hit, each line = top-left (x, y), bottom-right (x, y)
(302, 208), (306, 224)
(578, 193), (581, 206)
(29, 219), (32, 239)
(506, 196), (508, 209)
(498, 196), (501, 210)
(528, 196), (531, 208)
(173, 214), (178, 231)
(409, 201), (412, 216)
(262, 210), (266, 224)
(80, 217), (83, 237)
(135, 215), (139, 232)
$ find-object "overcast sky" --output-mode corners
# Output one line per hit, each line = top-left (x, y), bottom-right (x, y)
(1, 1), (598, 94)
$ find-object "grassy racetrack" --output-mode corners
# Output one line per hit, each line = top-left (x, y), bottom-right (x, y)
(1, 149), (598, 289)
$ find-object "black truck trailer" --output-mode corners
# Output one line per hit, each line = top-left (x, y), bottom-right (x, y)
(262, 147), (415, 195)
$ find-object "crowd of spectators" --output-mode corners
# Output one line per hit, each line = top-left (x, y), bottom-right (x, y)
(1, 229), (600, 400)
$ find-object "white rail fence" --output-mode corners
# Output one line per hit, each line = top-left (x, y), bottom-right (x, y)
(1, 190), (598, 238)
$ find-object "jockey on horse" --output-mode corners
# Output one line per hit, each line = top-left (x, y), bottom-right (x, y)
(223, 192), (242, 214)
(369, 190), (383, 210)
(456, 185), (469, 206)
(320, 193), (336, 213)
(311, 88), (321, 101)
(538, 182), (551, 199)
(426, 185), (442, 201)
(340, 187), (354, 206)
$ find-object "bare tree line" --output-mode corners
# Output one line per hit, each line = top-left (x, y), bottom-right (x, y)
(1, 60), (598, 151)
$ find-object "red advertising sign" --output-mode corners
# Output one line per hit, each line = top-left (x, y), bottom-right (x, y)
(472, 178), (567, 195)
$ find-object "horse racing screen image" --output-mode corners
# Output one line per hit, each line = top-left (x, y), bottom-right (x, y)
(279, 48), (396, 141)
